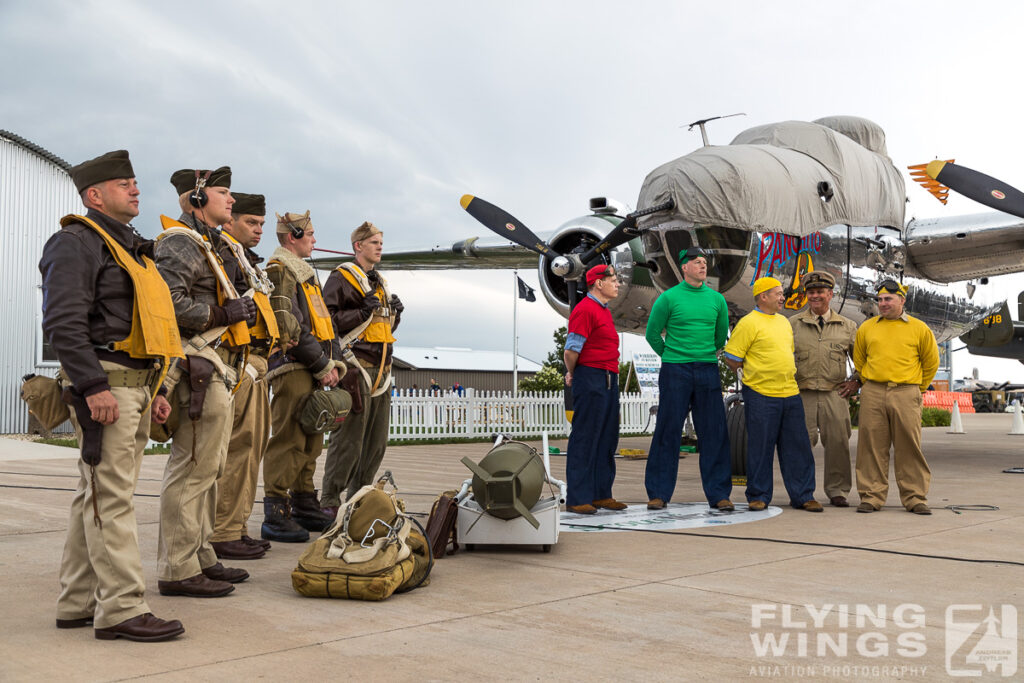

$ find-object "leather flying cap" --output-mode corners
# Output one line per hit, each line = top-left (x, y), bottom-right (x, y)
(876, 279), (908, 297)
(276, 210), (312, 234)
(351, 221), (382, 244)
(69, 150), (134, 193)
(678, 246), (708, 265)
(231, 192), (265, 216)
(586, 264), (615, 286)
(169, 166), (231, 195)
(802, 271), (835, 290)
(752, 276), (782, 297)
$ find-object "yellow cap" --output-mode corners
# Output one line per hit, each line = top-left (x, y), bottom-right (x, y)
(752, 277), (782, 297)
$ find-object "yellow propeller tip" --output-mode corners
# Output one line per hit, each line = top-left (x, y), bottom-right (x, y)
(925, 159), (948, 180)
(459, 194), (475, 210)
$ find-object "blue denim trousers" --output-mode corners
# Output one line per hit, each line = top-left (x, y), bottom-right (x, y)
(644, 362), (732, 505)
(566, 365), (620, 506)
(742, 386), (817, 507)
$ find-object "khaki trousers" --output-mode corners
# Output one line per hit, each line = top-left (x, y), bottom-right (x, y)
(856, 381), (930, 509)
(57, 370), (151, 629)
(263, 369), (321, 499)
(157, 376), (233, 581)
(321, 367), (392, 506)
(800, 389), (853, 498)
(212, 355), (270, 542)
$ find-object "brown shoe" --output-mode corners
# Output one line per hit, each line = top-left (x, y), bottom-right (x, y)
(202, 562), (249, 584)
(158, 574), (234, 598)
(857, 502), (877, 513)
(56, 616), (93, 629)
(242, 535), (271, 551)
(830, 496), (850, 508)
(748, 500), (767, 511)
(567, 504), (597, 515)
(647, 498), (666, 510)
(801, 500), (824, 512)
(592, 498), (627, 511)
(715, 499), (735, 511)
(212, 539), (266, 560)
(909, 503), (932, 515)
(95, 613), (184, 642)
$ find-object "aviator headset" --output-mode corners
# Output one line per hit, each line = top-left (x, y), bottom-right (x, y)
(189, 169), (213, 208)
(282, 215), (307, 239)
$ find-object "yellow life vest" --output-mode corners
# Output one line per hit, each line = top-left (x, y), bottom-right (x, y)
(336, 263), (397, 345)
(300, 281), (336, 342)
(157, 215), (250, 347)
(60, 214), (184, 384)
(220, 232), (280, 345)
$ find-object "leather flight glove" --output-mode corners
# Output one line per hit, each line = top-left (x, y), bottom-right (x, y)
(221, 297), (258, 325)
(390, 294), (404, 315)
(360, 293), (382, 320)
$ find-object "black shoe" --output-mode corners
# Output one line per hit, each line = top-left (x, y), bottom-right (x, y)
(56, 616), (93, 629)
(261, 497), (310, 543)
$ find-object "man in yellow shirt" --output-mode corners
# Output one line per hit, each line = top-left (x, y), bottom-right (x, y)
(724, 278), (822, 512)
(853, 280), (939, 514)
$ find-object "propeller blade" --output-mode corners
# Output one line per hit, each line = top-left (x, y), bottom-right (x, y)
(459, 194), (561, 259)
(577, 215), (637, 265)
(577, 198), (674, 265)
(921, 160), (1024, 219)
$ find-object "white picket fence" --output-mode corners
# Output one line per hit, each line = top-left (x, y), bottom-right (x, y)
(388, 389), (658, 440)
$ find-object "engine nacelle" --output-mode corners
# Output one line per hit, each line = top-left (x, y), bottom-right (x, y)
(535, 213), (653, 335)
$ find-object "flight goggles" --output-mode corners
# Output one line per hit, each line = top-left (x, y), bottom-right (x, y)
(876, 279), (907, 297)
(678, 247), (708, 265)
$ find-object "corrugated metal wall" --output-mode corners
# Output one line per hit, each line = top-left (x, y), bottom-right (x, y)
(0, 134), (79, 433)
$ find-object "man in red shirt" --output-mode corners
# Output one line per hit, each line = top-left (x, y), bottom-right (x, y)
(563, 264), (626, 514)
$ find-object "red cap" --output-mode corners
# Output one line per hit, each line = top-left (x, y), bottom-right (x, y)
(586, 264), (612, 286)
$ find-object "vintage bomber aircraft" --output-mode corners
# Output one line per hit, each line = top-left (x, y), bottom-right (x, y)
(312, 114), (1024, 362)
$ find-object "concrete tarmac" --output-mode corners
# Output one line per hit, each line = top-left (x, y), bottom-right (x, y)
(1, 414), (1022, 681)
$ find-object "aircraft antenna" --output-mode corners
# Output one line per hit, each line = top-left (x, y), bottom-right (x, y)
(683, 113), (746, 146)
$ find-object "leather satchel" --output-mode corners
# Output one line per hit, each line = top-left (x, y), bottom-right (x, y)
(425, 492), (459, 559)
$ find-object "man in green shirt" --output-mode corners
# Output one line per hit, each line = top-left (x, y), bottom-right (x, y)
(643, 247), (733, 510)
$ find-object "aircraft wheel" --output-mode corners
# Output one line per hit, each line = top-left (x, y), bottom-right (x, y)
(727, 400), (747, 477)
(542, 544), (551, 553)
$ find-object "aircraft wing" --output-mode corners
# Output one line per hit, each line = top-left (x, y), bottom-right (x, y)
(309, 235), (539, 271)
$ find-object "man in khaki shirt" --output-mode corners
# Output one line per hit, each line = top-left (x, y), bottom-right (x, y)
(790, 272), (860, 507)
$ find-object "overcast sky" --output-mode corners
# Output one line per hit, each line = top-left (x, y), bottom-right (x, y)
(4, 0), (1024, 380)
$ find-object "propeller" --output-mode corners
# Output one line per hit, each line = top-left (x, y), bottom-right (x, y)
(577, 198), (675, 265)
(460, 193), (674, 284)
(459, 195), (562, 259)
(909, 160), (1024, 219)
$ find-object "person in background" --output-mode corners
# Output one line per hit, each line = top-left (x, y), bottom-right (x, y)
(853, 280), (938, 514)
(723, 277), (823, 513)
(790, 271), (859, 508)
(563, 264), (627, 515)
